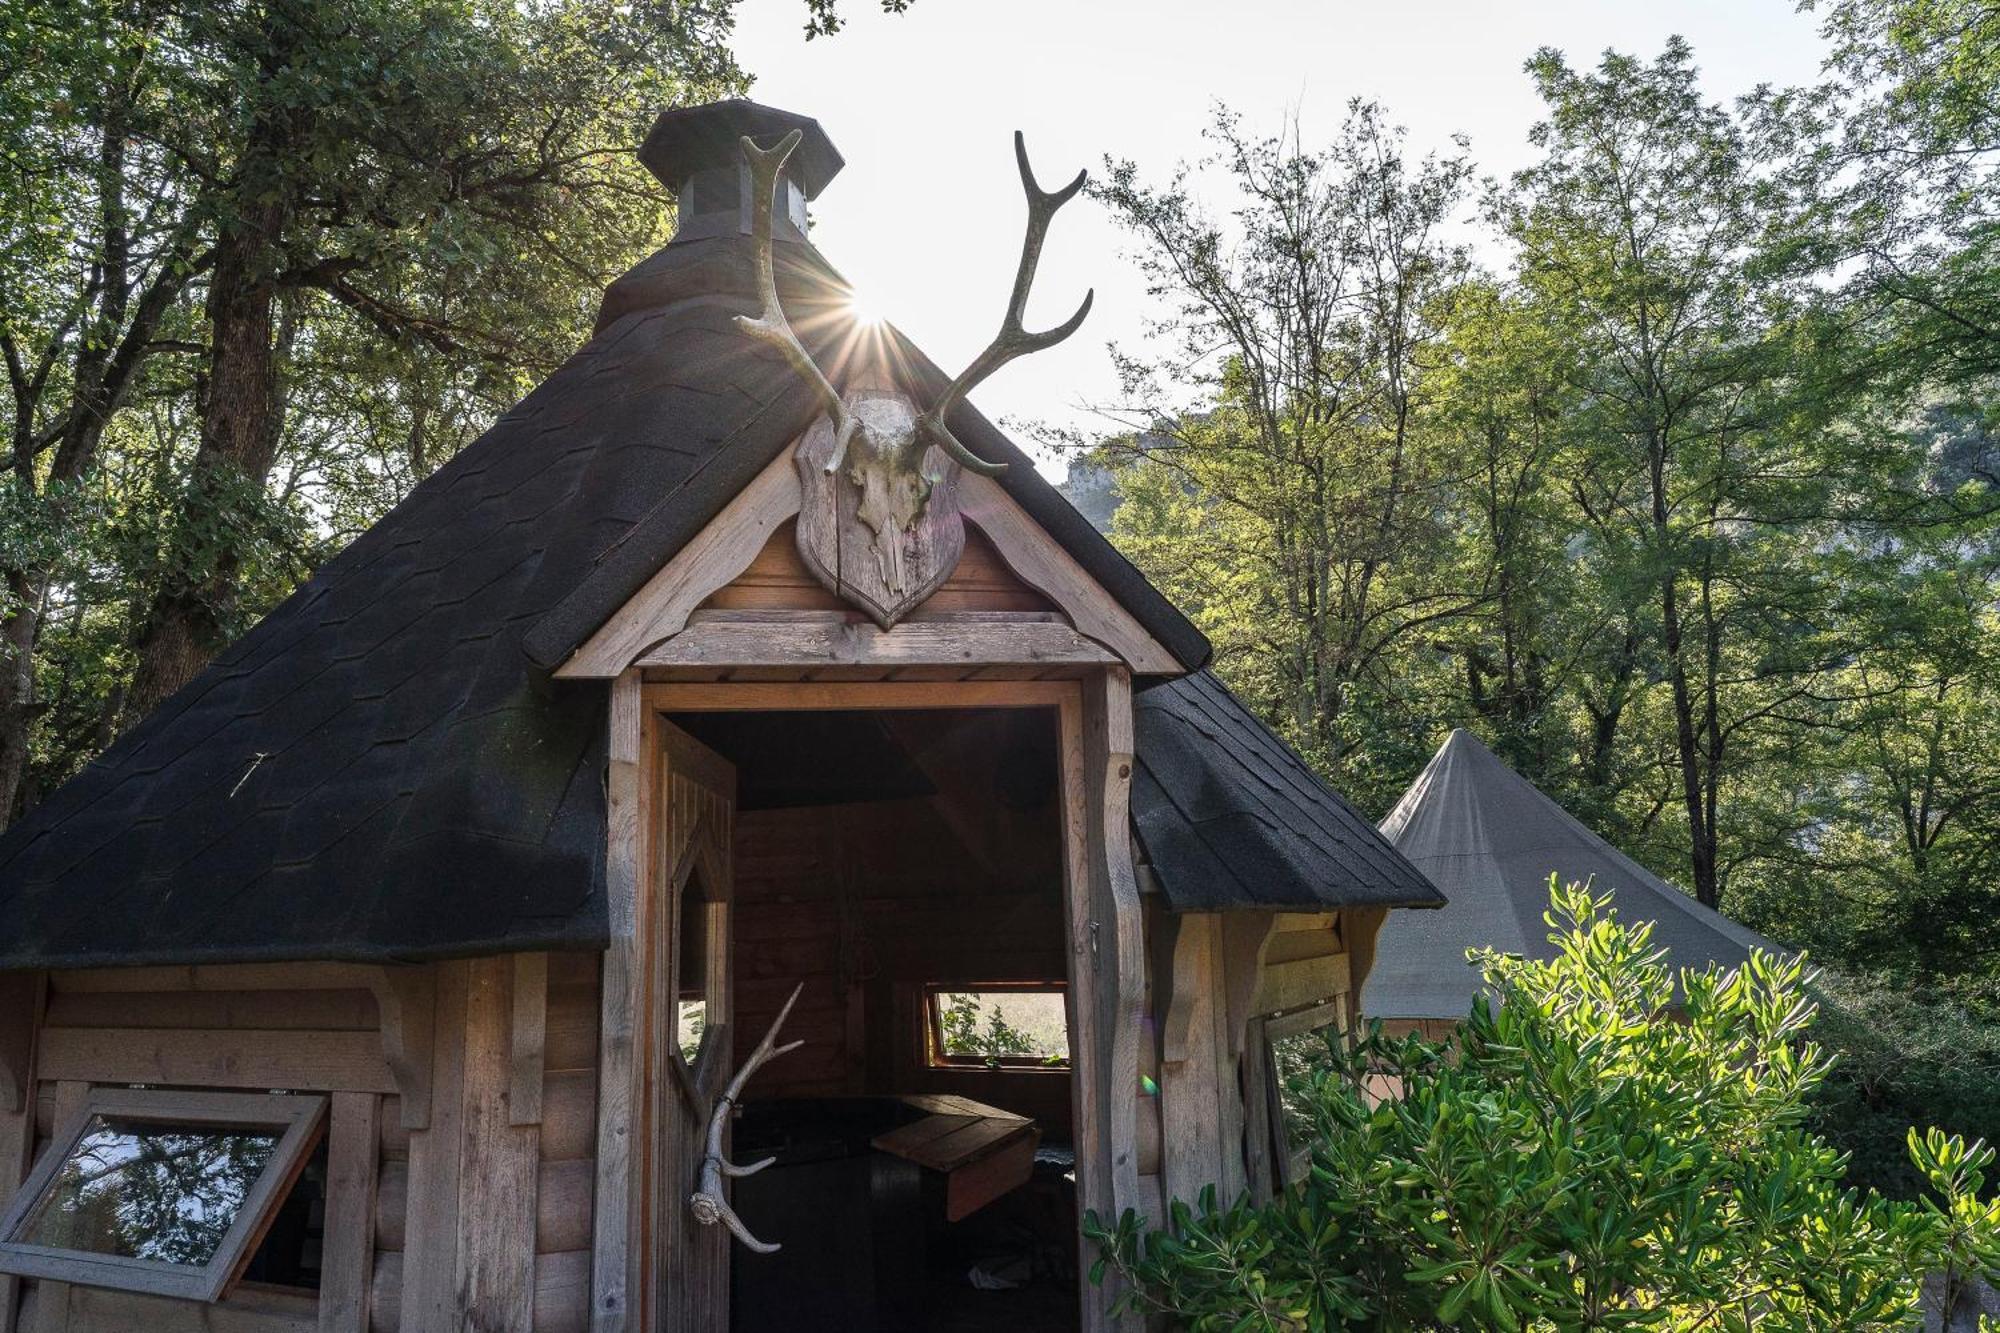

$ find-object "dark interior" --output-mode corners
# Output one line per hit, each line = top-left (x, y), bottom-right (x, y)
(673, 707), (1080, 1333)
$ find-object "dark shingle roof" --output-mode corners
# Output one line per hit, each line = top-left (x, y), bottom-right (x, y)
(1132, 671), (1443, 912)
(0, 234), (1212, 969)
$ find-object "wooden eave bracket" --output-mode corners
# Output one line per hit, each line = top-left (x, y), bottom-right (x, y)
(369, 965), (436, 1131)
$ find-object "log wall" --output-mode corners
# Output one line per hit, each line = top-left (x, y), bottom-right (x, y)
(0, 953), (601, 1333)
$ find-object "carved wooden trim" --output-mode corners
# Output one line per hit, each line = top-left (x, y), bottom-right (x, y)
(369, 965), (436, 1131)
(556, 453), (803, 678)
(959, 474), (1181, 675)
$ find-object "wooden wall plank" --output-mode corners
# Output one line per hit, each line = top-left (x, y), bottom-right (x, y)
(317, 1093), (378, 1333)
(370, 1252), (589, 1333)
(510, 954), (548, 1127)
(43, 990), (379, 1034)
(36, 1029), (394, 1094)
(399, 961), (468, 1333)
(457, 957), (539, 1332)
(1252, 954), (1353, 1019)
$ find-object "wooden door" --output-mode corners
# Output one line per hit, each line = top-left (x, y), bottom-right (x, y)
(651, 722), (735, 1333)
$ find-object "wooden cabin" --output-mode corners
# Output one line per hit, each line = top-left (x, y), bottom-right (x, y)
(0, 100), (1440, 1333)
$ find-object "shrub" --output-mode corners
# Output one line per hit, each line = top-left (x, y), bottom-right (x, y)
(1086, 881), (2000, 1329)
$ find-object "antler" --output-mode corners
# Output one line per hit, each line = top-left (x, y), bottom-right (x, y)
(688, 981), (805, 1254)
(734, 132), (859, 472)
(918, 132), (1095, 478)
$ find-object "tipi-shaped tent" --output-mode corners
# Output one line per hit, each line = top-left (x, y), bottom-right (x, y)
(1365, 728), (1778, 1025)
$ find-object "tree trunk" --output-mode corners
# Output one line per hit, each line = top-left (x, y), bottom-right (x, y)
(123, 201), (287, 721)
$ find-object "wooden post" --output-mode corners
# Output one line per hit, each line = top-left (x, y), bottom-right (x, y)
(319, 1093), (380, 1333)
(400, 961), (469, 1332)
(0, 974), (43, 1333)
(1063, 668), (1145, 1333)
(1160, 914), (1226, 1211)
(459, 956), (540, 1330)
(592, 670), (648, 1332)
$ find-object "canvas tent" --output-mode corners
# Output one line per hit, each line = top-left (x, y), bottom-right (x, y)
(1365, 728), (1779, 1026)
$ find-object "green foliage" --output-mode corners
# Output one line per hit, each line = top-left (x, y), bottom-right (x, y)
(1087, 881), (2000, 1329)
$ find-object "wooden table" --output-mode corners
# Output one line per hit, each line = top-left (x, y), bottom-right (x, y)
(870, 1093), (1042, 1221)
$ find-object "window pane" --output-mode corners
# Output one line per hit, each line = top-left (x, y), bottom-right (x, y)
(1271, 1025), (1341, 1154)
(677, 999), (707, 1066)
(21, 1118), (282, 1266)
(934, 990), (1069, 1065)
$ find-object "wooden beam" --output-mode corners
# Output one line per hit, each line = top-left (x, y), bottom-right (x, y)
(1159, 914), (1226, 1213)
(958, 474), (1182, 675)
(318, 1093), (379, 1333)
(632, 614), (1117, 671)
(590, 671), (646, 1332)
(369, 967), (436, 1131)
(510, 954), (547, 1127)
(50, 963), (381, 994)
(37, 1028), (395, 1093)
(558, 453), (803, 678)
(643, 679), (1078, 713)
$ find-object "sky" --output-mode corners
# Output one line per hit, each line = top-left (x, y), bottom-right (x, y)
(731, 0), (1833, 474)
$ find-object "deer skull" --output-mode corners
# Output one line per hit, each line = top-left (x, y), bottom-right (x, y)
(842, 396), (939, 594)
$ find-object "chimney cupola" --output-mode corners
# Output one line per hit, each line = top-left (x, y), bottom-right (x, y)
(640, 99), (843, 246)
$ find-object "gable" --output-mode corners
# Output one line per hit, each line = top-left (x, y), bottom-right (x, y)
(554, 447), (1182, 680)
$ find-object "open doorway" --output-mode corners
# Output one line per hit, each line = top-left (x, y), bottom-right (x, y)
(670, 706), (1082, 1333)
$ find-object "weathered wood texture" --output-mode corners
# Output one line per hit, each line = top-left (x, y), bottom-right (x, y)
(319, 1094), (378, 1333)
(707, 516), (1053, 619)
(590, 670), (647, 1332)
(653, 724), (735, 1333)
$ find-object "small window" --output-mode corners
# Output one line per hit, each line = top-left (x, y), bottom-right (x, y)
(676, 863), (723, 1070)
(0, 1089), (327, 1303)
(1264, 999), (1348, 1186)
(925, 984), (1070, 1070)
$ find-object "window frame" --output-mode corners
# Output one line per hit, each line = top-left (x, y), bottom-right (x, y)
(0, 1087), (328, 1303)
(922, 981), (1072, 1072)
(1262, 997), (1347, 1188)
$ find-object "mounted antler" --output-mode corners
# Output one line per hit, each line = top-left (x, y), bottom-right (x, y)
(734, 132), (859, 471)
(688, 981), (805, 1254)
(917, 132), (1095, 477)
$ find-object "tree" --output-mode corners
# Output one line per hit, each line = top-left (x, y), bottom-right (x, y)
(0, 0), (748, 822)
(1082, 102), (1477, 801)
(1088, 882), (2000, 1330)
(1497, 41), (1882, 911)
